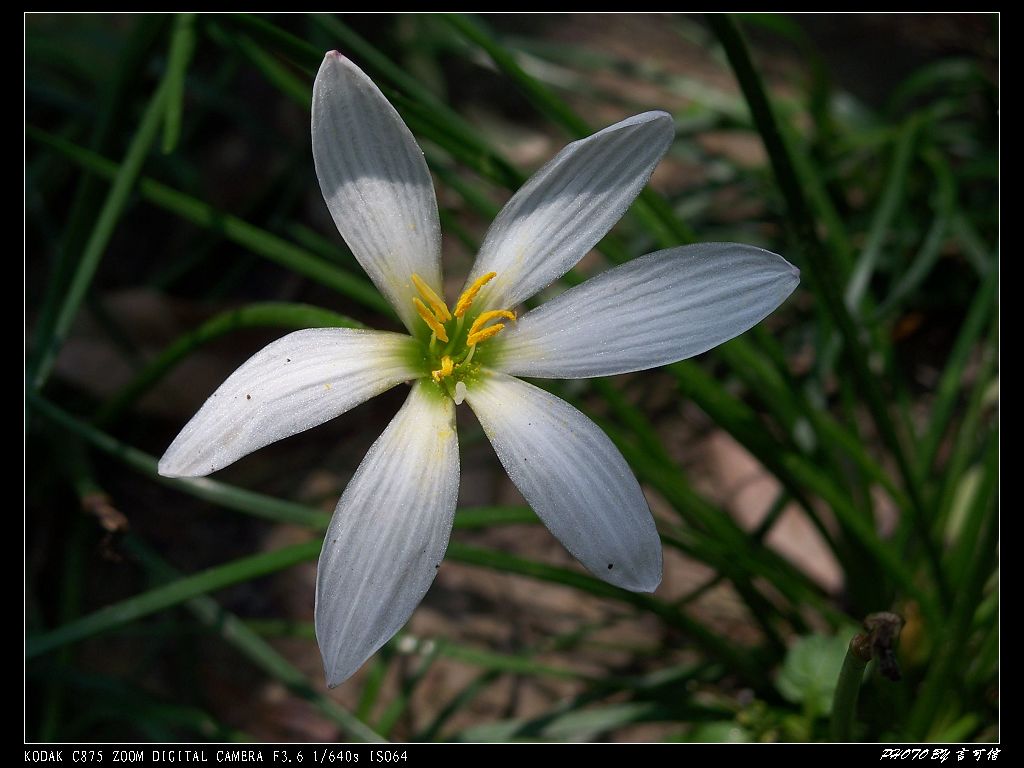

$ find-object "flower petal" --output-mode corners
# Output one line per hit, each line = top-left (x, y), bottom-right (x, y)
(465, 372), (661, 592)
(312, 52), (442, 332)
(461, 111), (675, 312)
(491, 244), (800, 378)
(316, 382), (458, 686)
(158, 328), (418, 477)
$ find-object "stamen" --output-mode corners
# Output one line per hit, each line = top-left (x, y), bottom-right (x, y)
(469, 309), (516, 338)
(467, 324), (505, 346)
(453, 381), (467, 406)
(431, 355), (454, 383)
(454, 272), (497, 317)
(413, 298), (449, 342)
(411, 273), (451, 322)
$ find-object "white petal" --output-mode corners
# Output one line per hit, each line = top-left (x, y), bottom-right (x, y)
(465, 372), (661, 592)
(312, 52), (442, 332)
(492, 244), (800, 378)
(158, 328), (418, 477)
(316, 382), (458, 686)
(461, 112), (675, 312)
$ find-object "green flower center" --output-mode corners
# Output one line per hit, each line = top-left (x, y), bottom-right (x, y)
(410, 272), (514, 403)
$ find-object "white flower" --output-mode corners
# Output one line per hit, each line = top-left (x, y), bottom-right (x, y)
(158, 52), (800, 687)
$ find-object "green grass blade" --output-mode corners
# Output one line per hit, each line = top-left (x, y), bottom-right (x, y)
(590, 378), (674, 466)
(440, 12), (696, 245)
(669, 361), (841, 551)
(26, 126), (394, 317)
(454, 701), (670, 742)
(28, 390), (764, 685)
(38, 395), (551, 538)
(30, 667), (251, 741)
(162, 13), (197, 153)
(454, 506), (536, 528)
(29, 17), (168, 400)
(915, 267), (998, 480)
(887, 58), (991, 117)
(311, 14), (518, 176)
(930, 326), (997, 539)
(375, 643), (440, 736)
(416, 670), (498, 741)
(534, 374), (842, 621)
(706, 13), (948, 612)
(441, 13), (590, 137)
(228, 13), (527, 192)
(446, 541), (764, 684)
(423, 22), (903, 595)
(714, 332), (906, 506)
(905, 432), (997, 739)
(599, 424), (855, 629)
(26, 539), (321, 660)
(124, 537), (385, 742)
(29, 393), (331, 529)
(951, 212), (995, 276)
(30, 77), (171, 390)
(37, 511), (87, 741)
(874, 145), (957, 319)
(248, 622), (606, 685)
(844, 118), (919, 312)
(205, 22), (310, 106)
(776, 110), (855, 274)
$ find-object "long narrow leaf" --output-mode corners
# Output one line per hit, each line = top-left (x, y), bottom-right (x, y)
(30, 77), (171, 389)
(161, 13), (197, 153)
(706, 14), (947, 611)
(26, 127), (394, 317)
(125, 537), (385, 742)
(26, 539), (321, 659)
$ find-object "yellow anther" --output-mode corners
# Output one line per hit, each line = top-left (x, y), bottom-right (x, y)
(413, 298), (449, 342)
(431, 355), (454, 383)
(454, 272), (497, 317)
(469, 309), (516, 339)
(411, 273), (451, 322)
(467, 324), (505, 346)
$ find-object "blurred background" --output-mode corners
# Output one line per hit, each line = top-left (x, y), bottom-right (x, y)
(26, 14), (998, 742)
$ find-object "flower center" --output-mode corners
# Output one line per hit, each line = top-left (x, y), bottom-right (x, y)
(411, 272), (515, 403)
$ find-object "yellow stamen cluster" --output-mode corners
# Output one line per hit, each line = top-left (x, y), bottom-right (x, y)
(413, 298), (448, 342)
(454, 272), (497, 318)
(467, 309), (516, 346)
(411, 271), (515, 393)
(412, 274), (451, 322)
(431, 355), (454, 383)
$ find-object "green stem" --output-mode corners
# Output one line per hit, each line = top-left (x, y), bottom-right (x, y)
(830, 634), (870, 741)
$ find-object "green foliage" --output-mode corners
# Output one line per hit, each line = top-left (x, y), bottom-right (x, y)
(26, 13), (997, 742)
(776, 634), (851, 717)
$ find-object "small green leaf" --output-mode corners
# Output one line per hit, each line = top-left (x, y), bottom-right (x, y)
(776, 633), (850, 717)
(683, 722), (751, 742)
